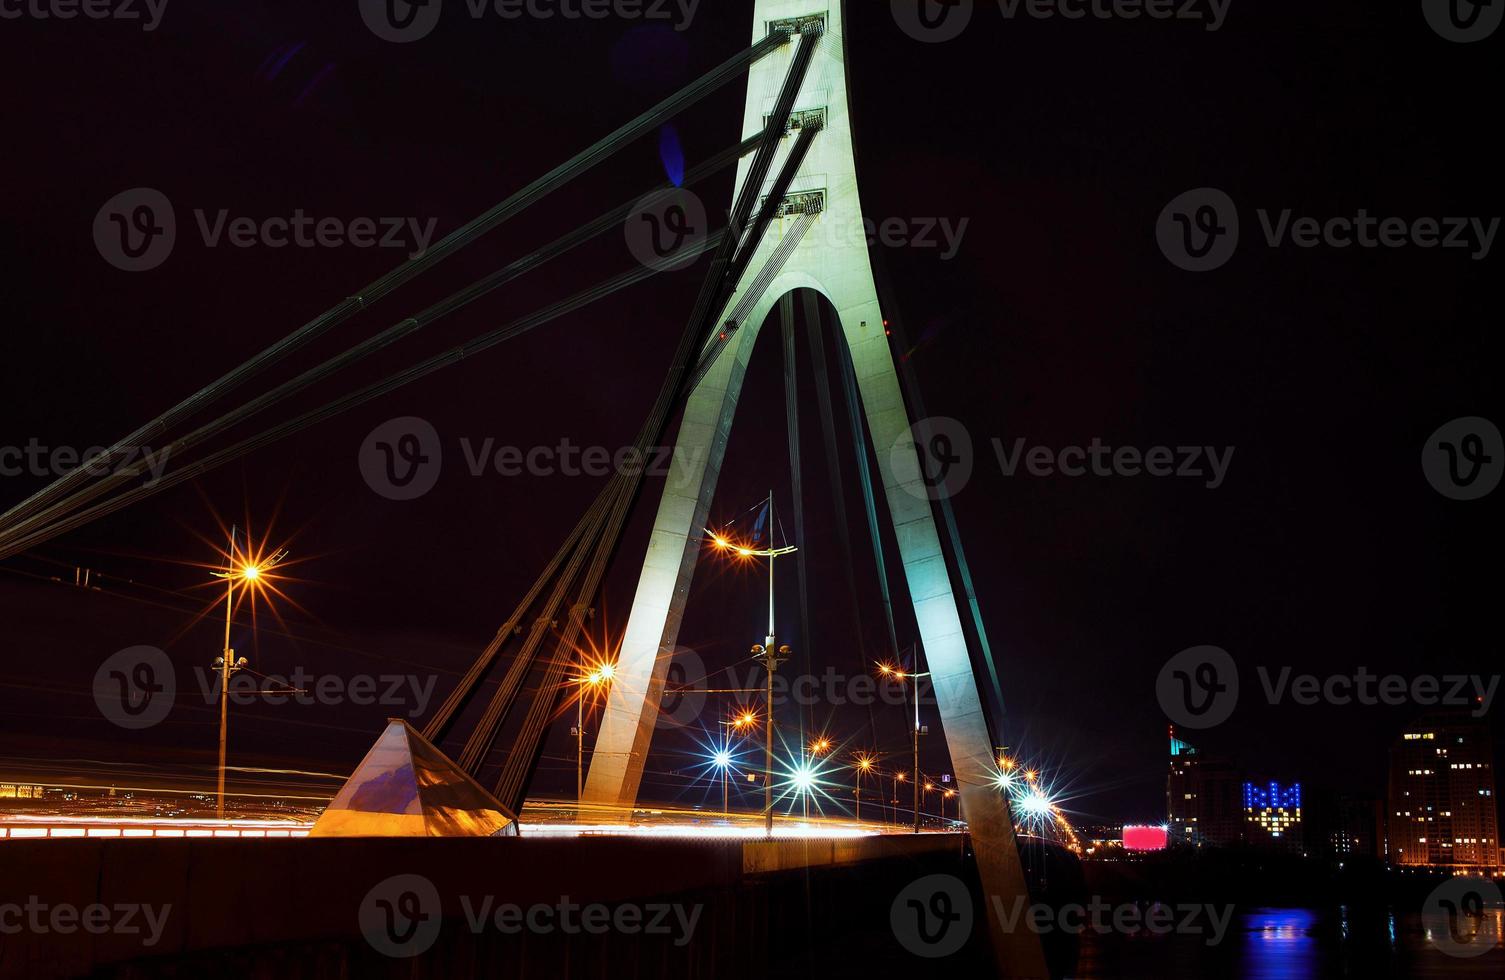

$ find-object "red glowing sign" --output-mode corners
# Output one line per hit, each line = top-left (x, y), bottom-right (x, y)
(1122, 825), (1168, 851)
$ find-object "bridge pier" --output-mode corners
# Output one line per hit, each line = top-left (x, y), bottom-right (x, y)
(582, 3), (1046, 976)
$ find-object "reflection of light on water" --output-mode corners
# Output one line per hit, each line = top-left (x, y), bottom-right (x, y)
(1423, 909), (1505, 953)
(1242, 908), (1319, 980)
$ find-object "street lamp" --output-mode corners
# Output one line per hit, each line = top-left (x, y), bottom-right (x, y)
(715, 713), (756, 815)
(943, 788), (957, 821)
(853, 753), (875, 823)
(893, 770), (907, 827)
(877, 660), (931, 834)
(707, 492), (797, 838)
(573, 661), (615, 806)
(209, 526), (286, 819)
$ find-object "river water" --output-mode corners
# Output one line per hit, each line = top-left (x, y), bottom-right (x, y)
(1071, 905), (1504, 978)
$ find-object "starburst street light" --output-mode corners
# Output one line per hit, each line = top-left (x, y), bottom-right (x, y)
(876, 658), (932, 834)
(853, 753), (875, 823)
(704, 493), (798, 838)
(573, 658), (617, 805)
(209, 525), (289, 819)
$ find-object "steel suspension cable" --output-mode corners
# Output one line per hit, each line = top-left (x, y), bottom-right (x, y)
(0, 136), (764, 553)
(0, 234), (725, 563)
(0, 30), (789, 536)
(414, 25), (826, 799)
(492, 112), (827, 810)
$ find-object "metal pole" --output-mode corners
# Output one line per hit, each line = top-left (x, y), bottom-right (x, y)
(763, 491), (776, 838)
(216, 526), (234, 820)
(577, 692), (584, 806)
(855, 767), (862, 823)
(913, 677), (921, 834)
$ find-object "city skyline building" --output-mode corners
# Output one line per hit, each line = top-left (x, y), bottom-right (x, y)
(1387, 712), (1500, 871)
(1166, 728), (1245, 847)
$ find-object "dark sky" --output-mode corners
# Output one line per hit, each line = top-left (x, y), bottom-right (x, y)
(0, 2), (1498, 829)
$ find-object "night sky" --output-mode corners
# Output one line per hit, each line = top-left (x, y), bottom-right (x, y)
(0, 1), (1498, 829)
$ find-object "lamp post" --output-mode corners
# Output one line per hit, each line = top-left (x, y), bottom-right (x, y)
(893, 770), (906, 827)
(708, 493), (797, 838)
(575, 662), (615, 806)
(803, 737), (831, 820)
(209, 527), (285, 819)
(878, 661), (931, 834)
(715, 713), (754, 816)
(853, 754), (874, 824)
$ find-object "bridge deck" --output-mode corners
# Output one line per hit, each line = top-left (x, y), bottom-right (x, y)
(0, 832), (983, 979)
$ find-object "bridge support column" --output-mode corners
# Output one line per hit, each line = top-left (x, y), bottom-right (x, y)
(585, 4), (1046, 975)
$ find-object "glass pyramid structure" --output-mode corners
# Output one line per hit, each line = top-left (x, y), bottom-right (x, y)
(310, 718), (519, 837)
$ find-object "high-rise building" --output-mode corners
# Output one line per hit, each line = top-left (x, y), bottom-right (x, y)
(1243, 781), (1304, 854)
(1327, 794), (1384, 860)
(1167, 728), (1244, 846)
(1387, 713), (1500, 871)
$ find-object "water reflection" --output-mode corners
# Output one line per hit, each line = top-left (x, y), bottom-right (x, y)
(1073, 904), (1504, 978)
(1241, 907), (1319, 979)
